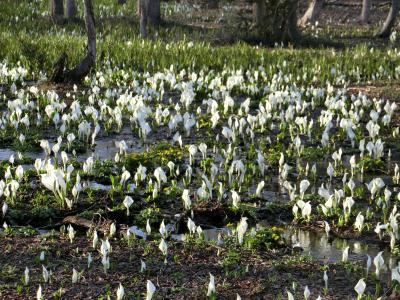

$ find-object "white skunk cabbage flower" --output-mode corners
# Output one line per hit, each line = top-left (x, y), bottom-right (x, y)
(342, 246), (350, 262)
(117, 283), (125, 300)
(299, 179), (310, 199)
(354, 278), (366, 299)
(304, 285), (310, 300)
(72, 268), (80, 284)
(140, 259), (146, 273)
(392, 267), (400, 283)
(237, 217), (248, 245)
(93, 230), (98, 249)
(109, 222), (116, 237)
(67, 224), (75, 243)
(146, 219), (151, 235)
(24, 267), (29, 285)
(182, 189), (191, 210)
(159, 238), (168, 256)
(2, 202), (8, 216)
(37, 285), (43, 300)
(323, 270), (328, 289)
(187, 217), (196, 235)
(287, 290), (294, 300)
(374, 251), (384, 277)
(207, 273), (216, 296)
(146, 280), (156, 300)
(42, 265), (49, 283)
(123, 196), (134, 216)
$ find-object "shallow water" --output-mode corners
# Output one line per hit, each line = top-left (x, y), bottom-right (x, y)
(128, 225), (147, 239)
(0, 148), (16, 160)
(282, 226), (399, 280)
(172, 227), (232, 243)
(170, 221), (399, 280)
(85, 181), (136, 192)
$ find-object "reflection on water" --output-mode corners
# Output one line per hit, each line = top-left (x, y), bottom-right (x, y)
(0, 148), (16, 160)
(283, 227), (399, 279)
(172, 227), (232, 243)
(129, 225), (147, 239)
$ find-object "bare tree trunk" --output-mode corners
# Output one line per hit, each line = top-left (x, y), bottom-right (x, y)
(253, 0), (302, 43)
(50, 0), (96, 83)
(286, 1), (302, 41)
(298, 0), (324, 27)
(148, 0), (161, 24)
(206, 0), (218, 9)
(253, 0), (266, 29)
(66, 0), (78, 21)
(50, 0), (64, 23)
(360, 0), (371, 24)
(139, 0), (148, 38)
(137, 0), (161, 20)
(376, 0), (399, 37)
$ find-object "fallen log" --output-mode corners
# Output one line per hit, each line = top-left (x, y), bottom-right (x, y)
(63, 215), (112, 234)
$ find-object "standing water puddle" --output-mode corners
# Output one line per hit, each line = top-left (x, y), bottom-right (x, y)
(171, 227), (232, 243)
(130, 219), (399, 280)
(171, 222), (399, 280)
(282, 226), (399, 280)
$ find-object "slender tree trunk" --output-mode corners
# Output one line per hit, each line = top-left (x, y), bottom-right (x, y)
(139, 0), (148, 38)
(298, 0), (324, 27)
(360, 0), (371, 24)
(206, 0), (218, 9)
(376, 0), (399, 37)
(253, 0), (266, 29)
(50, 0), (96, 83)
(148, 0), (161, 24)
(286, 1), (302, 41)
(66, 0), (78, 21)
(50, 0), (64, 23)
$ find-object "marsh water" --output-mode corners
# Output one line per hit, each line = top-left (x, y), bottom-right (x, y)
(1, 128), (399, 281)
(167, 224), (399, 280)
(282, 227), (398, 279)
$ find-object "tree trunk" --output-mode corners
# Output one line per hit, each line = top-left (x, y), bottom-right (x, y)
(139, 0), (148, 38)
(285, 1), (302, 41)
(50, 0), (96, 83)
(254, 0), (301, 43)
(148, 0), (161, 24)
(253, 0), (266, 29)
(66, 0), (78, 21)
(298, 0), (324, 27)
(50, 0), (64, 23)
(360, 0), (371, 24)
(205, 0), (218, 9)
(376, 0), (399, 38)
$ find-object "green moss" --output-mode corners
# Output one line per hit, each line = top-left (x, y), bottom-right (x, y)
(125, 142), (183, 172)
(245, 227), (282, 251)
(357, 156), (385, 173)
(302, 146), (327, 161)
(1, 226), (38, 237)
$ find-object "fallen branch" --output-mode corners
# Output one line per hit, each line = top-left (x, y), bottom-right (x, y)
(63, 215), (111, 234)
